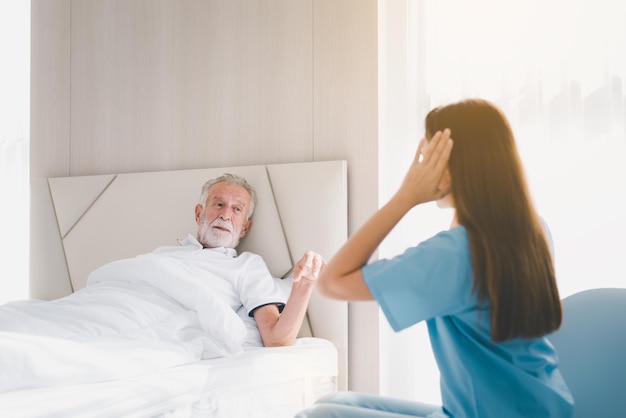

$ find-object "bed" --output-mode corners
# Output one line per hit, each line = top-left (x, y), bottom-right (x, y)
(3, 160), (348, 417)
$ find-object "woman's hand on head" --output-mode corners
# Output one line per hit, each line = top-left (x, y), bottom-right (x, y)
(393, 129), (454, 210)
(315, 133), (452, 302)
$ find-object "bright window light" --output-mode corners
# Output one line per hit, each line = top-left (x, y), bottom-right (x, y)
(379, 0), (626, 405)
(0, 1), (30, 304)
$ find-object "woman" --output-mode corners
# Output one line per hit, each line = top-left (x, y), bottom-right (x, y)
(295, 99), (574, 418)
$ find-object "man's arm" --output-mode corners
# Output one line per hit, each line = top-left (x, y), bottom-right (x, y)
(253, 251), (324, 347)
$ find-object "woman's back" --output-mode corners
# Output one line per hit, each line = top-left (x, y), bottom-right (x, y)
(425, 99), (563, 343)
(363, 226), (574, 418)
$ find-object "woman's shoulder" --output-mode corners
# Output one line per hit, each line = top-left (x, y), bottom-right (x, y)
(422, 226), (469, 254)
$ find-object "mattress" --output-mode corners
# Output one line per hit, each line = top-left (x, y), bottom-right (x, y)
(0, 338), (337, 418)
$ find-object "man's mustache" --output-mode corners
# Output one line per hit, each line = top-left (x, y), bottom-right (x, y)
(210, 219), (233, 232)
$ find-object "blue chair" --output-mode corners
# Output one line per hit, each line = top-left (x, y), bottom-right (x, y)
(548, 288), (626, 418)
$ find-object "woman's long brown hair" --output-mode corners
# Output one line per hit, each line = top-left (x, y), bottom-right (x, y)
(425, 99), (562, 342)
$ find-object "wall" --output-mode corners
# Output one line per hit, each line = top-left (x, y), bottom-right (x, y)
(30, 0), (380, 393)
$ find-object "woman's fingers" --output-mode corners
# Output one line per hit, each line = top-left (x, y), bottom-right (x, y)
(422, 129), (452, 166)
(413, 137), (427, 165)
(396, 129), (453, 207)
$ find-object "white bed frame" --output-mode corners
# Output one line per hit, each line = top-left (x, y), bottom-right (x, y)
(30, 160), (349, 393)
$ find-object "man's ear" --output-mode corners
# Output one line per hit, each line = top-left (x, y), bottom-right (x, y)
(194, 204), (203, 225)
(240, 219), (253, 238)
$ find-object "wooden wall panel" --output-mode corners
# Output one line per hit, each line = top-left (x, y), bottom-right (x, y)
(30, 0), (71, 178)
(69, 0), (313, 175)
(313, 0), (378, 230)
(313, 0), (379, 394)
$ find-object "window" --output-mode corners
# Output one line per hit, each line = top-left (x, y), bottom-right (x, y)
(379, 0), (626, 404)
(0, 1), (30, 304)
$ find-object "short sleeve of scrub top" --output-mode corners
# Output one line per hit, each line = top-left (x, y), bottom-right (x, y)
(362, 227), (474, 332)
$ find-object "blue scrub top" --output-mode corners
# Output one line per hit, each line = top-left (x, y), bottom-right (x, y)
(363, 226), (574, 418)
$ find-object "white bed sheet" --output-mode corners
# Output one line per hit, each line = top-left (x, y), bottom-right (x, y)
(0, 338), (337, 418)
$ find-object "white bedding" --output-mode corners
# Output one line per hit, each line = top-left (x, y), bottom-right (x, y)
(0, 253), (247, 392)
(0, 338), (337, 418)
(0, 246), (337, 418)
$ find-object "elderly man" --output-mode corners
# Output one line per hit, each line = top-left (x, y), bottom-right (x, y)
(181, 172), (325, 347)
(0, 172), (325, 393)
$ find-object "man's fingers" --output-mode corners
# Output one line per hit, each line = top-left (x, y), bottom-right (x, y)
(292, 251), (324, 282)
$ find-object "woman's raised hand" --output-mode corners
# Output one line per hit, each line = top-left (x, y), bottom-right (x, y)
(393, 129), (454, 210)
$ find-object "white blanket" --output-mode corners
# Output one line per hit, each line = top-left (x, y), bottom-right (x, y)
(0, 253), (247, 392)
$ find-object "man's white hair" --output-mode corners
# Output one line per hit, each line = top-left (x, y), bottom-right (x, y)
(198, 173), (258, 219)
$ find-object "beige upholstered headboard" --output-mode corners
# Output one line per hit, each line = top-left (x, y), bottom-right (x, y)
(30, 160), (348, 389)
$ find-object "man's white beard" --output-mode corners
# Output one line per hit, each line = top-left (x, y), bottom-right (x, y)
(197, 216), (242, 249)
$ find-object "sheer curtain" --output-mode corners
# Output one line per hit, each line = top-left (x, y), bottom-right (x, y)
(0, 1), (30, 304)
(379, 0), (626, 404)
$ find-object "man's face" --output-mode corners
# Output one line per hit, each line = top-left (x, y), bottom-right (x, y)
(195, 182), (252, 249)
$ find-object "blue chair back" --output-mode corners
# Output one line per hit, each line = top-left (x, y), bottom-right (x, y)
(548, 288), (626, 418)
